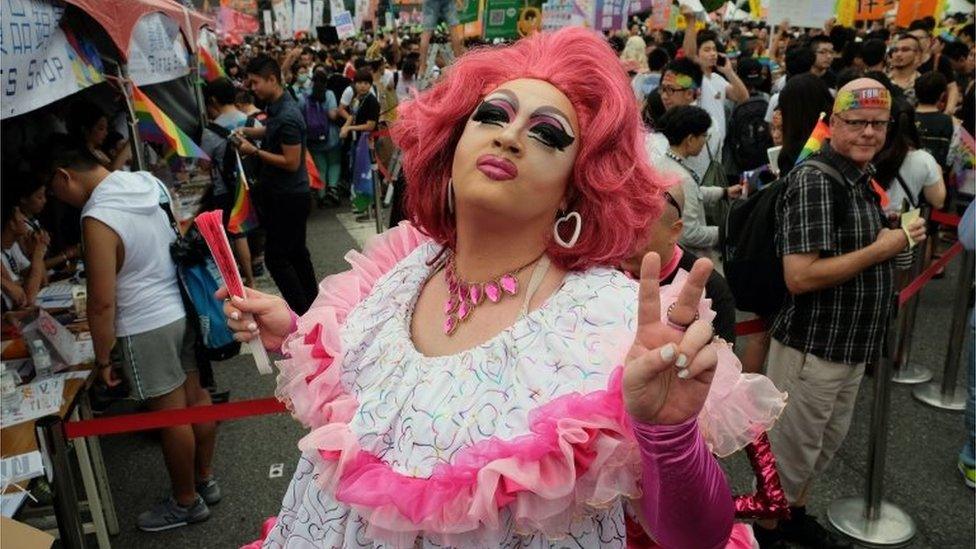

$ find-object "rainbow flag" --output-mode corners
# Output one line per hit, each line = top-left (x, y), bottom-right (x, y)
(131, 86), (209, 160)
(227, 151), (258, 234)
(795, 112), (830, 165)
(199, 47), (226, 82)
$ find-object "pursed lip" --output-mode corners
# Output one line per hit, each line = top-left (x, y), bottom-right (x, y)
(476, 154), (518, 180)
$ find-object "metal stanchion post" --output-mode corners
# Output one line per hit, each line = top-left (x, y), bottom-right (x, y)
(893, 212), (934, 384)
(35, 415), (86, 549)
(913, 249), (974, 410)
(827, 295), (916, 545)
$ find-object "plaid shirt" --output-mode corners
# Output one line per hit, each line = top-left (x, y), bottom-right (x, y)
(771, 145), (894, 365)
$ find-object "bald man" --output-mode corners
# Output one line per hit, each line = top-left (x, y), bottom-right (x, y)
(622, 184), (737, 343)
(755, 78), (927, 548)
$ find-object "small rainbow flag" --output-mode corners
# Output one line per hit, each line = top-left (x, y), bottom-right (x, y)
(199, 47), (226, 83)
(795, 112), (830, 165)
(132, 86), (209, 160)
(227, 151), (258, 234)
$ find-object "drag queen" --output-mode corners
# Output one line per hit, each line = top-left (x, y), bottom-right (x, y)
(225, 27), (785, 548)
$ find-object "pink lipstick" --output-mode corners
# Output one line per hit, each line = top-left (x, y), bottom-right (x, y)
(476, 155), (518, 181)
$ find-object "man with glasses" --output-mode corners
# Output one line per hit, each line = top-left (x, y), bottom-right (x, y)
(754, 79), (927, 548)
(808, 35), (836, 88)
(888, 33), (922, 105)
(645, 58), (713, 178)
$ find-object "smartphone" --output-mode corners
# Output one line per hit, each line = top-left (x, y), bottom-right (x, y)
(717, 54), (727, 67)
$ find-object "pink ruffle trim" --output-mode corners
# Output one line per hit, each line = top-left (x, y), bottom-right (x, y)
(267, 224), (785, 546)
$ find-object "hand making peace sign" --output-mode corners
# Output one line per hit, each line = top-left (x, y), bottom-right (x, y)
(622, 252), (721, 425)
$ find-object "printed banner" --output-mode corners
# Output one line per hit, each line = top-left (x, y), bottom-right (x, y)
(542, 0), (579, 31)
(595, 0), (628, 30)
(334, 10), (356, 37)
(835, 0), (856, 27)
(854, 0), (894, 21)
(293, 0), (312, 34)
(313, 0), (325, 26)
(263, 9), (274, 34)
(128, 12), (191, 86)
(272, 0), (294, 39)
(483, 0), (522, 38)
(894, 0), (939, 27)
(1, 0), (106, 119)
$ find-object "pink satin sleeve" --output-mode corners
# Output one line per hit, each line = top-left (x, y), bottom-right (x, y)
(272, 309), (300, 354)
(633, 417), (734, 549)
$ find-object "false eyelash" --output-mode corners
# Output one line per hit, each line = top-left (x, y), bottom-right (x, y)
(471, 102), (509, 125)
(530, 124), (575, 151)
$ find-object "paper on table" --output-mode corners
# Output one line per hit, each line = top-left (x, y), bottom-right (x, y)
(901, 208), (921, 249)
(0, 452), (44, 485)
(53, 370), (91, 381)
(0, 378), (64, 428)
(0, 492), (28, 518)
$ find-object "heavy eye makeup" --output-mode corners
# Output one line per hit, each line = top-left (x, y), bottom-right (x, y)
(471, 98), (576, 152)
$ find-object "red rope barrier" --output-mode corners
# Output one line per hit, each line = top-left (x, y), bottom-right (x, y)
(64, 397), (286, 439)
(930, 210), (961, 228)
(898, 241), (963, 308)
(735, 318), (766, 337)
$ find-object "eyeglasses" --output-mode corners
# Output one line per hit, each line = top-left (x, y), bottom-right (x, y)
(660, 85), (690, 95)
(834, 115), (891, 132)
(889, 46), (918, 53)
(815, 49), (834, 55)
(664, 191), (682, 218)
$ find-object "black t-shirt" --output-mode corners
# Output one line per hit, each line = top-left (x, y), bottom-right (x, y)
(918, 54), (955, 83)
(661, 247), (738, 343)
(261, 92), (309, 195)
(353, 93), (380, 127)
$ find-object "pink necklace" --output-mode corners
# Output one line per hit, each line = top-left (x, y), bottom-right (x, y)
(442, 252), (542, 336)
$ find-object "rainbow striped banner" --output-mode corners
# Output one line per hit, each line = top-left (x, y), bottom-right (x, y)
(199, 47), (226, 82)
(795, 113), (830, 166)
(131, 86), (209, 160)
(227, 150), (258, 234)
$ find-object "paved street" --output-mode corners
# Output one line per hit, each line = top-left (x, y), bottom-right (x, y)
(91, 203), (974, 548)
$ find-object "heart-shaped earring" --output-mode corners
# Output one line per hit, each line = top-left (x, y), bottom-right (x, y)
(553, 211), (582, 249)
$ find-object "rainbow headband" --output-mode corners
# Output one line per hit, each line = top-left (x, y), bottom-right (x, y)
(662, 72), (698, 90)
(833, 87), (892, 113)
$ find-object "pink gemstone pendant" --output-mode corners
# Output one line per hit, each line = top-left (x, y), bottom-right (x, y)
(444, 296), (459, 315)
(443, 314), (459, 335)
(484, 281), (502, 303)
(457, 300), (470, 320)
(499, 274), (518, 295)
(469, 284), (484, 305)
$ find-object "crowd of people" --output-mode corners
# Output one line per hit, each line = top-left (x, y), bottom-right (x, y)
(2, 4), (974, 548)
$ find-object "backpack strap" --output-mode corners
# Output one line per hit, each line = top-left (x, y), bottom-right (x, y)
(801, 159), (851, 228)
(206, 122), (231, 139)
(893, 173), (919, 209)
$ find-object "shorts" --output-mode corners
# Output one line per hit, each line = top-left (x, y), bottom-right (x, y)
(422, 0), (459, 30)
(117, 317), (196, 401)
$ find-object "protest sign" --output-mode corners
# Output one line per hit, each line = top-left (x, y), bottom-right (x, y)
(294, 0), (313, 34)
(273, 0), (294, 39)
(855, 0), (894, 20)
(459, 0), (480, 25)
(334, 10), (357, 38)
(648, 0), (672, 29)
(895, 0), (939, 27)
(0, 0), (105, 120)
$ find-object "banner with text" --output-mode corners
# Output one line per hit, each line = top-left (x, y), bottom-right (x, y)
(855, 0), (894, 20)
(767, 0), (833, 28)
(273, 0), (294, 39)
(334, 10), (356, 37)
(293, 0), (312, 34)
(1, 0), (107, 120)
(128, 12), (191, 86)
(483, 0), (521, 38)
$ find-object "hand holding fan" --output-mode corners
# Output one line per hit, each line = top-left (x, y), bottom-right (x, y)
(194, 210), (272, 374)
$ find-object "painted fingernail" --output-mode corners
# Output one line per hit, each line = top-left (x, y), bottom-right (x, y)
(232, 295), (243, 302)
(660, 344), (676, 362)
(231, 312), (240, 321)
(676, 353), (688, 368)
(677, 368), (690, 379)
(247, 322), (258, 331)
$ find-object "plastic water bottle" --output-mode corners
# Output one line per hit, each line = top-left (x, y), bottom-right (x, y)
(1, 367), (22, 416)
(30, 339), (53, 381)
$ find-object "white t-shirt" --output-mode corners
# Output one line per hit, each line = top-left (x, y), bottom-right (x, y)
(887, 149), (942, 215)
(700, 72), (729, 157)
(1, 243), (30, 281)
(81, 171), (185, 336)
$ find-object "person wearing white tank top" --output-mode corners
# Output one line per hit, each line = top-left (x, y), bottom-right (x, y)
(38, 138), (220, 532)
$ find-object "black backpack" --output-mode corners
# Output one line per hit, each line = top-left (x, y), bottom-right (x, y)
(205, 122), (241, 192)
(722, 159), (848, 316)
(725, 94), (773, 173)
(915, 112), (954, 173)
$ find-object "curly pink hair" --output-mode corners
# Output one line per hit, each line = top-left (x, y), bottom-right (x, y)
(391, 27), (666, 271)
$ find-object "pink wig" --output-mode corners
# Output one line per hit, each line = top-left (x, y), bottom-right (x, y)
(391, 27), (666, 271)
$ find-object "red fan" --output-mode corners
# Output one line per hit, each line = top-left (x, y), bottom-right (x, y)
(195, 210), (272, 374)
